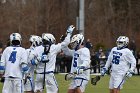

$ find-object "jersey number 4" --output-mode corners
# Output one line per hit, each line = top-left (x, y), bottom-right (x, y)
(112, 55), (120, 65)
(9, 51), (17, 63)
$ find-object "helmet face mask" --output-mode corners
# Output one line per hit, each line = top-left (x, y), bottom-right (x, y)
(116, 36), (129, 49)
(42, 33), (55, 46)
(70, 41), (78, 49)
(70, 34), (84, 50)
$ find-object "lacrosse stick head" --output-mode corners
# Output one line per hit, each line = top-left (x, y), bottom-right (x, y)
(91, 76), (101, 85)
(65, 73), (75, 81)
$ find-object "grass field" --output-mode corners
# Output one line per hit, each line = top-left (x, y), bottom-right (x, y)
(0, 74), (140, 93)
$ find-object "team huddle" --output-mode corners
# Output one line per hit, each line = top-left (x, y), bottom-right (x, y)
(0, 25), (136, 93)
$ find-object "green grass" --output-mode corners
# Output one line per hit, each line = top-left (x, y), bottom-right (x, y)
(0, 74), (140, 93)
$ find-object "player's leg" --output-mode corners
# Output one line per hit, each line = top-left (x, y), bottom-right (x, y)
(109, 89), (114, 93)
(24, 74), (35, 93)
(24, 78), (33, 93)
(113, 88), (120, 93)
(75, 87), (82, 93)
(113, 74), (124, 93)
(70, 79), (88, 93)
(45, 73), (58, 93)
(13, 79), (24, 93)
(2, 78), (12, 93)
(34, 74), (44, 93)
(76, 79), (88, 93)
(67, 80), (76, 93)
(67, 89), (75, 93)
(109, 75), (114, 93)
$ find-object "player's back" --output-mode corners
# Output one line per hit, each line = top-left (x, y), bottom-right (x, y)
(2, 46), (27, 79)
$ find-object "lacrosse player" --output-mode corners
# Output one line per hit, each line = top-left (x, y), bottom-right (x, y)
(101, 36), (136, 93)
(31, 25), (75, 93)
(62, 34), (91, 93)
(24, 35), (42, 93)
(1, 33), (28, 93)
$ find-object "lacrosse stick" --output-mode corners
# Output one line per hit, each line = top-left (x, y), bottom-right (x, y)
(42, 45), (50, 89)
(65, 63), (104, 81)
(83, 63), (105, 71)
(91, 75), (101, 85)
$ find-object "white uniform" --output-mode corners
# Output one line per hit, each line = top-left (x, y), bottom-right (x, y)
(104, 47), (136, 89)
(24, 47), (36, 91)
(1, 46), (27, 93)
(62, 46), (91, 92)
(34, 34), (71, 93)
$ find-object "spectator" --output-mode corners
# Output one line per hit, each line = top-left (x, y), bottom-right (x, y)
(136, 51), (140, 75)
(99, 51), (106, 72)
(129, 40), (136, 56)
(85, 39), (93, 49)
(90, 51), (98, 73)
(64, 56), (72, 73)
(96, 47), (103, 73)
(59, 52), (65, 73)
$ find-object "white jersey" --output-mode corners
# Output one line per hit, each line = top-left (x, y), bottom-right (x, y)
(62, 47), (91, 80)
(1, 46), (27, 79)
(105, 47), (136, 75)
(35, 34), (71, 73)
(35, 44), (61, 73)
(26, 47), (36, 75)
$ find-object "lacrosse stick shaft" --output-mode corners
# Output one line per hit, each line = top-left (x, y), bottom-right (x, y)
(84, 63), (105, 71)
(42, 45), (50, 89)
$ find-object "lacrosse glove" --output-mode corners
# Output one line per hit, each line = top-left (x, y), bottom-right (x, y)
(67, 25), (75, 34)
(21, 63), (29, 74)
(101, 67), (107, 76)
(41, 54), (49, 63)
(65, 73), (75, 81)
(126, 69), (134, 78)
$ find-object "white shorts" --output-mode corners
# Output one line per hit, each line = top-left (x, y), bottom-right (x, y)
(34, 72), (58, 93)
(109, 74), (125, 89)
(2, 78), (24, 93)
(24, 77), (34, 91)
(34, 74), (44, 92)
(69, 78), (88, 92)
